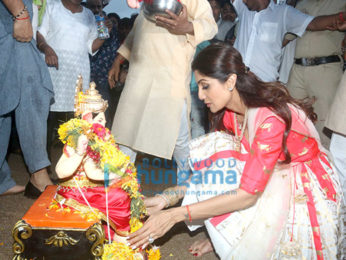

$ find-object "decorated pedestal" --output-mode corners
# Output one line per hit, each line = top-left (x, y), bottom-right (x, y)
(12, 185), (105, 260)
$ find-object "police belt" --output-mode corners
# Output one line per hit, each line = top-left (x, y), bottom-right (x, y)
(295, 55), (341, 66)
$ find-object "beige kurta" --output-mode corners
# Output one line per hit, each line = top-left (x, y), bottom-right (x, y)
(111, 0), (217, 159)
(325, 71), (346, 135)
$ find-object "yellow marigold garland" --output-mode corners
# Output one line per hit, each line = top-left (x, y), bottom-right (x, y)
(57, 118), (145, 207)
(147, 246), (161, 260)
(102, 242), (161, 260)
(130, 217), (143, 233)
(58, 118), (91, 148)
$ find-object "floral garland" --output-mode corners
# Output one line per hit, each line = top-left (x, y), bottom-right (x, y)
(102, 243), (161, 260)
(58, 118), (145, 217)
(57, 118), (159, 259)
(58, 119), (129, 176)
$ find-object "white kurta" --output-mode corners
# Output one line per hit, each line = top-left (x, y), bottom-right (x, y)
(38, 1), (98, 111)
(112, 0), (217, 159)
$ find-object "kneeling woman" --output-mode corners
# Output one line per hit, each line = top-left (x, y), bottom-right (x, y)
(128, 43), (344, 259)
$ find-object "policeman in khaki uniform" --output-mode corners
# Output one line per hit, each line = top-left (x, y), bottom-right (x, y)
(287, 0), (346, 148)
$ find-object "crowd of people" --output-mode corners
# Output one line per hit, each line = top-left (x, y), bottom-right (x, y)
(0, 0), (135, 197)
(0, 0), (345, 259)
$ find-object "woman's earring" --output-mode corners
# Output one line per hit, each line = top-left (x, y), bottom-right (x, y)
(229, 87), (234, 91)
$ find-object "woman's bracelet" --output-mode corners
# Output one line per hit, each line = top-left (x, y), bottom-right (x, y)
(12, 5), (28, 21)
(155, 193), (170, 208)
(161, 187), (180, 207)
(185, 205), (192, 222)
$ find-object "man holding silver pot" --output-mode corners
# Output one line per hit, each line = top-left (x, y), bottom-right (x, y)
(108, 0), (217, 182)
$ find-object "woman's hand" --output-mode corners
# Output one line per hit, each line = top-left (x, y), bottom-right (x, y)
(144, 195), (167, 215)
(76, 134), (88, 156)
(128, 207), (185, 250)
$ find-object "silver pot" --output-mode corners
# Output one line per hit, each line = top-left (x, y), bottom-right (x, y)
(142, 0), (183, 22)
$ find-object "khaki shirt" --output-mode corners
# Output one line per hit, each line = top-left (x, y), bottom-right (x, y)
(295, 0), (346, 58)
(112, 0), (217, 159)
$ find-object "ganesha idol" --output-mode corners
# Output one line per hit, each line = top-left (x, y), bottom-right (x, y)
(54, 77), (160, 259)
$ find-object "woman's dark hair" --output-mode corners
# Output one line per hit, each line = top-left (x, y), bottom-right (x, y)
(192, 43), (316, 164)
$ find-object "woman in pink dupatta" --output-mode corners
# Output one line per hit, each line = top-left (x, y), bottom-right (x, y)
(127, 43), (344, 259)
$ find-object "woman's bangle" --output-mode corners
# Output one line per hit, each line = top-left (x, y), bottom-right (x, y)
(12, 5), (28, 21)
(155, 193), (170, 208)
(185, 205), (192, 222)
(339, 12), (345, 23)
(162, 187), (180, 207)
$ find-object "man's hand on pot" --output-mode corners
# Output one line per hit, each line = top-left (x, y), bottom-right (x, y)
(155, 5), (194, 35)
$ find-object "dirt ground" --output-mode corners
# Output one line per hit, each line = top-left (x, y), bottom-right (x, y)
(0, 146), (219, 260)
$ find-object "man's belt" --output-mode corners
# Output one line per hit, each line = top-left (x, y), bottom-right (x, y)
(295, 55), (341, 66)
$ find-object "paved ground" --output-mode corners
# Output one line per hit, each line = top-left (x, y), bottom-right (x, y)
(0, 146), (219, 260)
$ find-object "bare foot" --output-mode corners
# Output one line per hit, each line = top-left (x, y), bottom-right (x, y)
(126, 0), (140, 8)
(189, 239), (214, 257)
(1, 185), (25, 196)
(30, 168), (53, 192)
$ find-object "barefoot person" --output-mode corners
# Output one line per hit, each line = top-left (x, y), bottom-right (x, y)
(128, 43), (344, 259)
